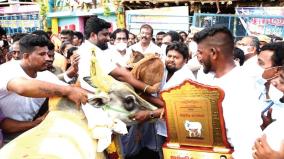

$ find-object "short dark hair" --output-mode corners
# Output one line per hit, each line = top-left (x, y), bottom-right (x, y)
(84, 16), (111, 39)
(19, 34), (50, 54)
(261, 42), (284, 66)
(233, 47), (245, 66)
(12, 33), (29, 42)
(140, 24), (153, 36)
(66, 46), (78, 59)
(129, 32), (136, 38)
(179, 31), (188, 36)
(156, 31), (166, 36)
(60, 29), (74, 37)
(166, 41), (189, 61)
(112, 28), (129, 40)
(32, 30), (49, 40)
(47, 41), (55, 51)
(73, 31), (84, 41)
(165, 31), (182, 42)
(193, 25), (234, 53)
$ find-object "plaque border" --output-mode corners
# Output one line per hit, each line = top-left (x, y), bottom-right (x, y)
(160, 79), (232, 149)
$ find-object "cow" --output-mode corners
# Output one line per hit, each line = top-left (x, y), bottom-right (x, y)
(184, 120), (202, 138)
(127, 50), (164, 87)
(0, 76), (158, 159)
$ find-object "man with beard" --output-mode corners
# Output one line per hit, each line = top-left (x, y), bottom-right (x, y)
(123, 42), (195, 159)
(0, 34), (88, 143)
(194, 26), (262, 159)
(78, 16), (160, 94)
(129, 24), (162, 56)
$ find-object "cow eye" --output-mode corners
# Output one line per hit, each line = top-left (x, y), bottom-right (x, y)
(124, 95), (134, 104)
(123, 95), (136, 111)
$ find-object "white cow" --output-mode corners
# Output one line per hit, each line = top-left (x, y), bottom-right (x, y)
(0, 78), (158, 159)
(184, 120), (202, 138)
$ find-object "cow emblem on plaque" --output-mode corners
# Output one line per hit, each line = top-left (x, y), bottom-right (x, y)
(184, 120), (202, 138)
(160, 80), (233, 159)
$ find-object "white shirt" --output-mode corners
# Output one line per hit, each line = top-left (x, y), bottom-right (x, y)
(105, 47), (131, 68)
(157, 65), (196, 137)
(161, 65), (196, 90)
(78, 40), (117, 81)
(0, 61), (66, 121)
(198, 66), (262, 159)
(241, 55), (259, 79)
(129, 41), (162, 56)
(263, 114), (284, 151)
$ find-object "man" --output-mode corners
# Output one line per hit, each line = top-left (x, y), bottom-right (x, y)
(238, 36), (260, 64)
(123, 42), (195, 159)
(60, 29), (74, 43)
(155, 31), (166, 47)
(106, 28), (131, 68)
(178, 31), (187, 43)
(253, 67), (284, 159)
(162, 31), (182, 45)
(46, 41), (79, 84)
(255, 42), (284, 129)
(128, 32), (136, 47)
(194, 26), (262, 159)
(160, 31), (182, 59)
(78, 16), (159, 94)
(0, 34), (88, 142)
(72, 31), (84, 46)
(9, 41), (21, 60)
(129, 24), (162, 56)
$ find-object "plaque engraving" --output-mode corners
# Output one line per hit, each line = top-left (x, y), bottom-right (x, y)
(161, 80), (231, 149)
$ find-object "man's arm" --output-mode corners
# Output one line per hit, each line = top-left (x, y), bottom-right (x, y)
(7, 77), (88, 107)
(140, 93), (165, 108)
(110, 67), (160, 94)
(0, 117), (42, 133)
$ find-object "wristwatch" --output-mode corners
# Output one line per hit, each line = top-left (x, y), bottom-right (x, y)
(149, 111), (155, 119)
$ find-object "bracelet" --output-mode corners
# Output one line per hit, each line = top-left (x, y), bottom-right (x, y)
(143, 85), (150, 93)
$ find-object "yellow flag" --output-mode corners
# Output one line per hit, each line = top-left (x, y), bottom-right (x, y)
(90, 48), (114, 93)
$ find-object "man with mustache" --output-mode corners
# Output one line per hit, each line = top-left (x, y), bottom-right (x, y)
(78, 16), (160, 94)
(0, 34), (88, 143)
(129, 24), (162, 57)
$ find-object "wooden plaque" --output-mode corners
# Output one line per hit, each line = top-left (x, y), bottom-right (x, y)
(160, 80), (231, 149)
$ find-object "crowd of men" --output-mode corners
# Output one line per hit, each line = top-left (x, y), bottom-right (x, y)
(0, 16), (283, 159)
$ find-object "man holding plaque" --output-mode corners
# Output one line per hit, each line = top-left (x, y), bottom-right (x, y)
(194, 26), (262, 159)
(123, 42), (196, 159)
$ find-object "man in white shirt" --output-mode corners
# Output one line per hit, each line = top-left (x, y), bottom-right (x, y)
(194, 26), (262, 159)
(123, 42), (195, 159)
(105, 28), (131, 68)
(78, 16), (159, 94)
(129, 24), (162, 56)
(238, 36), (260, 79)
(252, 67), (284, 159)
(255, 42), (284, 129)
(0, 34), (88, 142)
